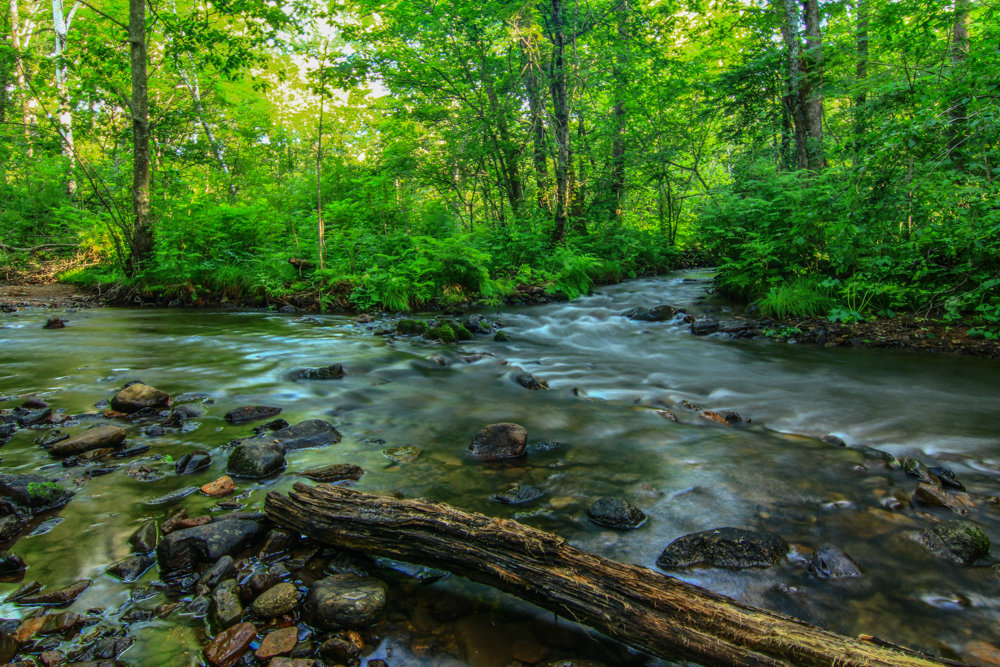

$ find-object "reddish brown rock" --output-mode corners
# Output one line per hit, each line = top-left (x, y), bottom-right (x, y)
(17, 580), (91, 606)
(202, 476), (236, 497)
(267, 659), (316, 667)
(963, 640), (1000, 667)
(111, 383), (171, 413)
(50, 425), (125, 457)
(255, 627), (298, 660)
(14, 616), (46, 642)
(203, 622), (257, 667)
(913, 482), (975, 516)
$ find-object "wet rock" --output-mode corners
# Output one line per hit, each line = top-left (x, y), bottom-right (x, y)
(962, 640), (1000, 667)
(464, 314), (494, 334)
(0, 516), (22, 541)
(6, 580), (41, 602)
(621, 305), (678, 321)
(916, 519), (990, 566)
(297, 464), (363, 483)
(225, 406), (282, 425)
(202, 476), (236, 497)
(43, 318), (66, 329)
(156, 519), (265, 572)
(198, 556), (236, 592)
(114, 444), (151, 458)
(163, 404), (205, 427)
(928, 466), (965, 491)
(821, 434), (847, 447)
(262, 419), (341, 451)
(492, 484), (545, 505)
(227, 441), (285, 480)
(395, 319), (429, 335)
(382, 446), (421, 463)
(106, 555), (155, 583)
(253, 419), (290, 435)
(0, 552), (25, 576)
(290, 364), (345, 381)
(110, 383), (170, 413)
(18, 579), (91, 606)
(807, 544), (863, 579)
(255, 626), (298, 660)
(203, 621), (257, 667)
(268, 659), (316, 667)
(657, 527), (788, 570)
(698, 410), (746, 426)
(587, 497), (647, 529)
(175, 451), (212, 475)
(15, 407), (51, 426)
(129, 520), (158, 554)
(913, 482), (974, 515)
(319, 632), (363, 662)
(0, 474), (73, 519)
(212, 580), (243, 629)
(690, 318), (719, 335)
(259, 529), (296, 561)
(470, 423), (527, 461)
(515, 372), (549, 390)
(252, 582), (299, 618)
(493, 330), (510, 342)
(0, 632), (18, 663)
(37, 611), (87, 635)
(851, 445), (896, 463)
(144, 424), (165, 438)
(305, 574), (388, 630)
(145, 486), (199, 505)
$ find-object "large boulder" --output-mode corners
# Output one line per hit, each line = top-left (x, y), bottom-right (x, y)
(470, 423), (527, 461)
(656, 527), (788, 570)
(111, 383), (170, 413)
(227, 442), (286, 480)
(621, 305), (678, 322)
(156, 519), (265, 572)
(305, 574), (387, 630)
(586, 497), (647, 529)
(50, 425), (126, 457)
(691, 318), (720, 336)
(916, 519), (990, 566)
(260, 420), (341, 451)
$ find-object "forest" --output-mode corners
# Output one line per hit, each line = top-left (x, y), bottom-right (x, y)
(1, 0), (998, 331)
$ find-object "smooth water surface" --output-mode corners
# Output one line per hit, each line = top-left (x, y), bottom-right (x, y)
(1, 271), (999, 665)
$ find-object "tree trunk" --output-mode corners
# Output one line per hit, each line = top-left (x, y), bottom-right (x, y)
(51, 0), (78, 193)
(854, 0), (868, 162)
(9, 0), (36, 157)
(948, 0), (969, 168)
(802, 0), (825, 169)
(267, 484), (966, 667)
(128, 0), (152, 273)
(522, 39), (549, 210)
(545, 0), (571, 242)
(609, 0), (628, 218)
(778, 0), (808, 170)
(316, 43), (327, 272)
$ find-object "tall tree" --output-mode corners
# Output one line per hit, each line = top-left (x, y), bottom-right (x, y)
(51, 0), (79, 193)
(128, 0), (152, 272)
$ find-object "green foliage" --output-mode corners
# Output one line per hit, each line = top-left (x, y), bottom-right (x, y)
(757, 279), (835, 320)
(26, 481), (65, 503)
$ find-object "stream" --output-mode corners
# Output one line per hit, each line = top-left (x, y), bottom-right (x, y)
(1, 269), (999, 666)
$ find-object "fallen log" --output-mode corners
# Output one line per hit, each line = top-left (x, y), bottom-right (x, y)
(266, 483), (965, 667)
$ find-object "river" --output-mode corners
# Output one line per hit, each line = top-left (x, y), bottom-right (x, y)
(1, 270), (998, 665)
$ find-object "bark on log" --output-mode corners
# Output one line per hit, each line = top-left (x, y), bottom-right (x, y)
(266, 483), (965, 667)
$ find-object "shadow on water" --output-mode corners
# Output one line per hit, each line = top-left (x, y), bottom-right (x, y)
(1, 270), (999, 665)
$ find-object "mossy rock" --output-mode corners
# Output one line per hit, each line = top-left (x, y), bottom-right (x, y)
(396, 319), (429, 336)
(453, 323), (474, 341)
(424, 324), (457, 343)
(917, 519), (990, 566)
(494, 330), (510, 342)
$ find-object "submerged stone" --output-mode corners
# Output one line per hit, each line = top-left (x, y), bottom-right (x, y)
(290, 364), (346, 381)
(305, 574), (387, 631)
(657, 527), (788, 570)
(916, 519), (990, 566)
(297, 464), (363, 483)
(621, 305), (678, 321)
(470, 423), (527, 461)
(156, 519), (265, 572)
(225, 406), (282, 424)
(586, 497), (646, 529)
(227, 441), (285, 479)
(382, 446), (422, 463)
(492, 484), (544, 505)
(111, 383), (170, 413)
(808, 544), (863, 579)
(263, 419), (341, 451)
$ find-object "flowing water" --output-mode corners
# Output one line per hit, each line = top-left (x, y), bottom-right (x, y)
(1, 270), (999, 665)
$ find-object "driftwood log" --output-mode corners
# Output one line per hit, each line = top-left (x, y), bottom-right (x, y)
(266, 483), (965, 667)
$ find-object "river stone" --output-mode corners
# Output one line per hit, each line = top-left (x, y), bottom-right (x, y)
(470, 423), (527, 461)
(111, 383), (170, 413)
(212, 580), (243, 629)
(514, 372), (549, 390)
(129, 520), (158, 554)
(17, 579), (91, 606)
(48, 425), (126, 457)
(657, 527), (788, 570)
(227, 441), (286, 479)
(297, 464), (363, 483)
(621, 305), (678, 321)
(492, 484), (545, 505)
(305, 574), (388, 630)
(691, 318), (720, 335)
(256, 626), (298, 660)
(14, 407), (51, 426)
(913, 482), (973, 515)
(175, 451), (212, 475)
(0, 552), (25, 576)
(382, 446), (422, 463)
(106, 554), (155, 583)
(199, 556), (236, 593)
(252, 582), (300, 618)
(225, 406), (282, 424)
(900, 457), (940, 485)
(928, 467), (965, 491)
(145, 486), (199, 505)
(156, 519), (265, 572)
(202, 476), (236, 497)
(916, 519), (990, 566)
(290, 364), (345, 381)
(587, 497), (647, 529)
(203, 621), (257, 667)
(263, 419), (341, 451)
(0, 474), (73, 517)
(808, 544), (863, 579)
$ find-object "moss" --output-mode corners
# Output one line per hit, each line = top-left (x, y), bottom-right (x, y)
(424, 323), (457, 343)
(493, 330), (510, 342)
(396, 319), (429, 335)
(27, 481), (65, 504)
(453, 324), (474, 341)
